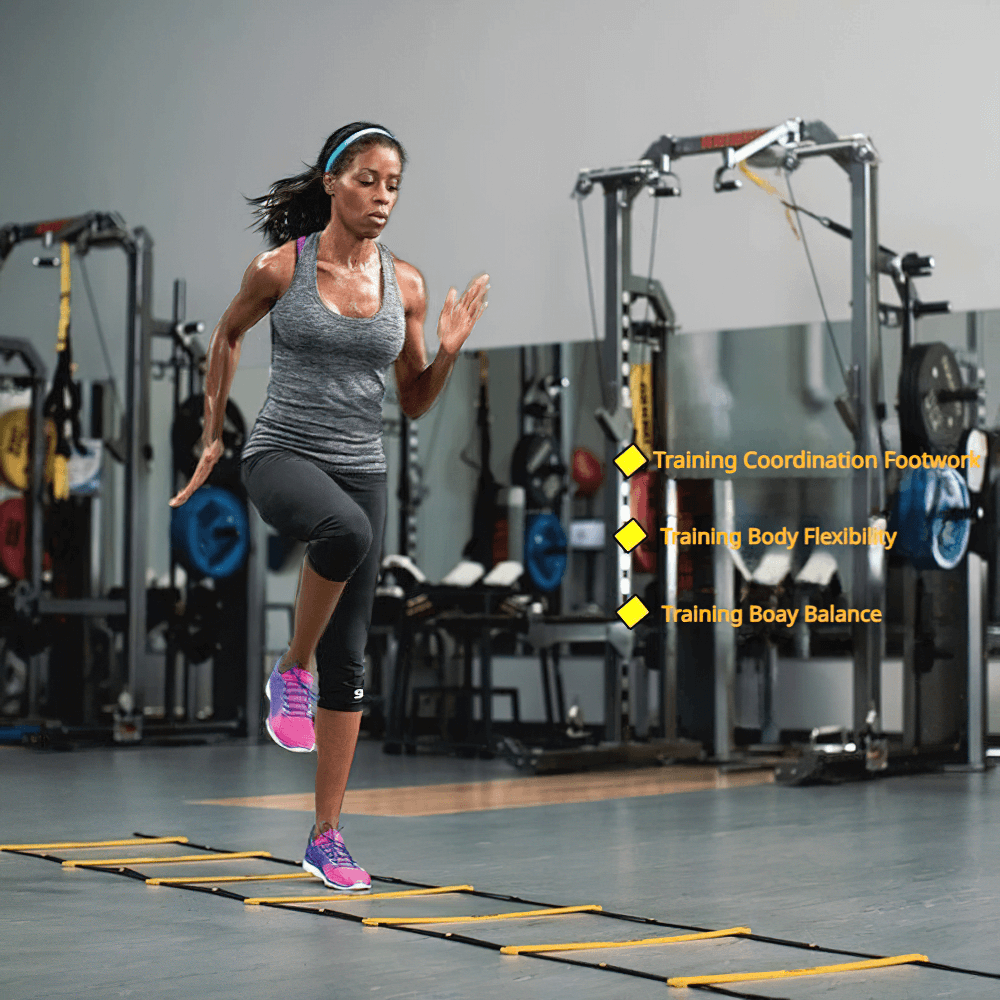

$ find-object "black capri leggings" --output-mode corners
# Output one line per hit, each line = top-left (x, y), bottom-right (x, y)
(240, 450), (387, 712)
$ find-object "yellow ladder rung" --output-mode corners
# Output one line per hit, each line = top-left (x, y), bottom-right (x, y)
(363, 904), (602, 926)
(149, 872), (318, 886)
(501, 926), (752, 955)
(2, 837), (188, 851)
(63, 851), (270, 868)
(245, 884), (474, 905)
(667, 953), (929, 987)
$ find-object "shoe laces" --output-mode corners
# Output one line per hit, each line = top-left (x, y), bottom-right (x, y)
(317, 830), (359, 869)
(281, 668), (317, 718)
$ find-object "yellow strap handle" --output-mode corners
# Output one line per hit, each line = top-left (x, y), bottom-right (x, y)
(57, 240), (71, 352)
(738, 162), (800, 240)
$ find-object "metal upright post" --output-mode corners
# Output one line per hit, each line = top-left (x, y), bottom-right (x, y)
(601, 183), (635, 742)
(713, 479), (736, 760)
(659, 478), (678, 740)
(966, 552), (986, 768)
(559, 341), (575, 612)
(245, 505), (267, 739)
(848, 156), (885, 735)
(123, 229), (152, 708)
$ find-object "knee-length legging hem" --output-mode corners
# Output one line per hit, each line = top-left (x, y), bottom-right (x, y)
(240, 449), (387, 712)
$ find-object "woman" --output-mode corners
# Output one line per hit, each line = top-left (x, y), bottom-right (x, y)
(169, 121), (489, 890)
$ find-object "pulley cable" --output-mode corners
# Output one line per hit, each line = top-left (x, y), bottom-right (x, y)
(575, 194), (609, 410)
(739, 159), (849, 392)
(77, 254), (124, 416)
(782, 172), (851, 392)
(640, 196), (660, 326)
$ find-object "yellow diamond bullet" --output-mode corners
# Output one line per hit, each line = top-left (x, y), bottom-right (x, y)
(617, 596), (649, 629)
(615, 519), (647, 553)
(614, 444), (648, 478)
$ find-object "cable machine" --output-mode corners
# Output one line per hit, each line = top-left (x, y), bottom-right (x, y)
(572, 119), (984, 767)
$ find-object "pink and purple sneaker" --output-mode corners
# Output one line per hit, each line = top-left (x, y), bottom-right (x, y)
(302, 827), (371, 891)
(264, 656), (317, 753)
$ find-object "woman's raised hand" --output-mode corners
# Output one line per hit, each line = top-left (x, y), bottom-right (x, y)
(169, 438), (224, 508)
(436, 273), (489, 356)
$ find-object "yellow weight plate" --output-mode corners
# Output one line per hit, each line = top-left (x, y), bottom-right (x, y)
(0, 409), (56, 491)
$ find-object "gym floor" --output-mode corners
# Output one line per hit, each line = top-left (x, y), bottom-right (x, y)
(2, 737), (997, 999)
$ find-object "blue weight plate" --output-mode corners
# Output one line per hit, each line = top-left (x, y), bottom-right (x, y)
(892, 467), (970, 571)
(525, 513), (567, 592)
(171, 486), (250, 579)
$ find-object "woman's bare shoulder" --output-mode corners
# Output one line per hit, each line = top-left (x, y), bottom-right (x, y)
(245, 240), (297, 299)
(389, 252), (426, 312)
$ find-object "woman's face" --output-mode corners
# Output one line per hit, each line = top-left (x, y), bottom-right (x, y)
(325, 144), (402, 239)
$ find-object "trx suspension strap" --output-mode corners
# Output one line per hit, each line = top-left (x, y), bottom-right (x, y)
(43, 240), (84, 500)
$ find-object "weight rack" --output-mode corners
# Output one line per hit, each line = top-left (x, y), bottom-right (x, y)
(4, 832), (998, 997)
(0, 214), (265, 740)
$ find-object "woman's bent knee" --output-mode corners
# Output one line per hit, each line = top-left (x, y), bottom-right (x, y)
(308, 511), (373, 581)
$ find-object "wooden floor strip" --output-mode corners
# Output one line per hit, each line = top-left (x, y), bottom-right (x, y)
(192, 765), (773, 817)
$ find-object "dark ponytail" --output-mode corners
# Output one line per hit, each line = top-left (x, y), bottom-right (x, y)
(246, 121), (406, 248)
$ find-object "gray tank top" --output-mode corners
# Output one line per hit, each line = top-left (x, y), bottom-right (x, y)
(243, 232), (406, 472)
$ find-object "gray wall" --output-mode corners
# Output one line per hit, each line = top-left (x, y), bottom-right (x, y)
(1, 0), (998, 372)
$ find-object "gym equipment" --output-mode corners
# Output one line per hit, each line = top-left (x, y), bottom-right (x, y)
(462, 352), (501, 569)
(898, 342), (969, 454)
(890, 466), (971, 570)
(172, 582), (224, 663)
(67, 438), (102, 495)
(42, 241), (86, 501)
(170, 486), (249, 580)
(511, 355), (568, 513)
(510, 433), (565, 509)
(628, 470), (656, 573)
(0, 497), (26, 579)
(571, 447), (602, 497)
(171, 394), (246, 481)
(0, 408), (56, 491)
(572, 118), (958, 753)
(0, 497), (53, 580)
(13, 832), (990, 996)
(2, 218), (262, 739)
(962, 427), (989, 495)
(524, 513), (567, 592)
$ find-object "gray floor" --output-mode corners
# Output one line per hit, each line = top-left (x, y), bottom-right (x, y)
(1, 736), (998, 1000)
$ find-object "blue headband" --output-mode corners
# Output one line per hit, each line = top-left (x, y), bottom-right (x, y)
(324, 128), (396, 174)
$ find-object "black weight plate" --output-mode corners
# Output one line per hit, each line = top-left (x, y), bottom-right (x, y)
(171, 583), (223, 662)
(511, 433), (566, 509)
(172, 394), (246, 479)
(898, 342), (966, 454)
(970, 429), (1000, 558)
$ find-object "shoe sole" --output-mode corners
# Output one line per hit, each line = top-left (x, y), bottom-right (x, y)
(302, 857), (370, 892)
(264, 668), (316, 753)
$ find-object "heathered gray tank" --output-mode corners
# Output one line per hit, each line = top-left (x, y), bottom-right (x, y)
(242, 232), (406, 472)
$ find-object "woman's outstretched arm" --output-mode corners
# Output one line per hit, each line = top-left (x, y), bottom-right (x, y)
(393, 260), (489, 419)
(169, 244), (293, 506)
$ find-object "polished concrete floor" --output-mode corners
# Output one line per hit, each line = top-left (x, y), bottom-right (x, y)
(2, 736), (998, 1000)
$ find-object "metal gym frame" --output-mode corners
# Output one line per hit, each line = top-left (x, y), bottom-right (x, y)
(0, 212), (265, 733)
(574, 119), (886, 755)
